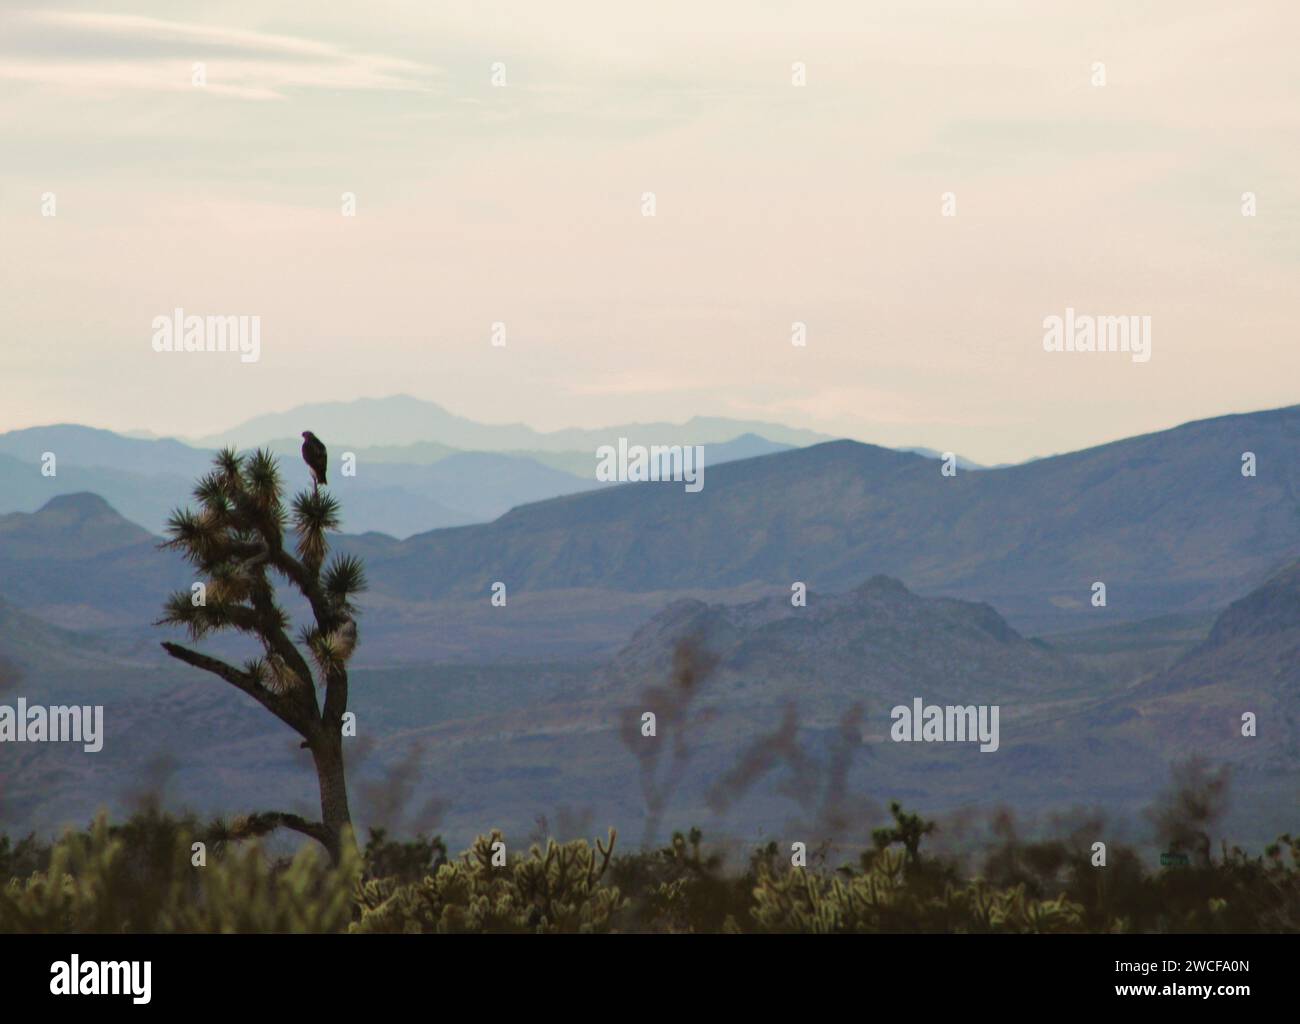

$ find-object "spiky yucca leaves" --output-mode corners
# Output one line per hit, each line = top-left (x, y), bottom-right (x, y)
(157, 448), (367, 863)
(303, 624), (358, 678)
(292, 489), (340, 572)
(323, 554), (367, 616)
(159, 447), (359, 662)
(162, 450), (283, 581)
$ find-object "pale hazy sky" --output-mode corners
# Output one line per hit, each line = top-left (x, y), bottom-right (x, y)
(1, 1), (1296, 463)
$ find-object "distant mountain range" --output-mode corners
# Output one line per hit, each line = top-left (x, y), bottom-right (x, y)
(0, 403), (1295, 649)
(0, 410), (801, 536)
(351, 403), (1300, 636)
(189, 394), (837, 451)
(0, 396), (998, 539)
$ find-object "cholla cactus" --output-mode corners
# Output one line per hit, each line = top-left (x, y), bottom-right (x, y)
(0, 816), (134, 933)
(160, 839), (358, 934)
(749, 847), (1085, 933)
(0, 813), (357, 934)
(158, 448), (368, 863)
(353, 829), (623, 933)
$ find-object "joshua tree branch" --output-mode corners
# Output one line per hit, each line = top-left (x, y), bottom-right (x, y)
(274, 552), (342, 631)
(235, 811), (332, 847)
(160, 641), (310, 738)
(243, 589), (321, 717)
(261, 538), (351, 735)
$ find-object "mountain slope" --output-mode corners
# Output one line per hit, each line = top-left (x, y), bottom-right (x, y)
(0, 452), (199, 536)
(610, 576), (1084, 707)
(0, 493), (153, 559)
(1098, 561), (1300, 765)
(0, 595), (133, 674)
(359, 452), (600, 521)
(361, 404), (1300, 633)
(0, 495), (189, 629)
(1138, 560), (1299, 698)
(0, 425), (212, 478)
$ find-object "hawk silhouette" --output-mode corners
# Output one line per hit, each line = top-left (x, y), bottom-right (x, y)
(301, 431), (328, 489)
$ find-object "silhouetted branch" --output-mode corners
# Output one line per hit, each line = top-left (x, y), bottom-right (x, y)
(232, 811), (332, 847)
(160, 641), (310, 738)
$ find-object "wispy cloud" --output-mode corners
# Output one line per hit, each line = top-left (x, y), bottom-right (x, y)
(0, 10), (437, 99)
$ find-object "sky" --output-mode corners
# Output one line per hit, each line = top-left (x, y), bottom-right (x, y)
(0, 0), (1296, 464)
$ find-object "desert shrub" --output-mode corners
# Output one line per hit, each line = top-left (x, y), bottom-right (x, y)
(352, 829), (622, 933)
(0, 814), (190, 933)
(1, 809), (1296, 934)
(160, 839), (357, 933)
(0, 831), (50, 881)
(0, 812), (356, 934)
(750, 846), (1084, 933)
(610, 827), (757, 933)
(361, 827), (448, 885)
(1126, 835), (1300, 933)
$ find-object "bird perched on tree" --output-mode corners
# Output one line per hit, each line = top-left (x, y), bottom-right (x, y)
(301, 431), (328, 490)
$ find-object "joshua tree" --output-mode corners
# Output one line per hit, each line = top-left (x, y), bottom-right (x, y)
(158, 448), (365, 863)
(871, 801), (936, 868)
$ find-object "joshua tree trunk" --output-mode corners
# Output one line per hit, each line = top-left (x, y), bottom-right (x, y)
(312, 732), (352, 863)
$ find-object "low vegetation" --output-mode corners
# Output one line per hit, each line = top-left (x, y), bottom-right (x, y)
(2, 803), (1295, 934)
